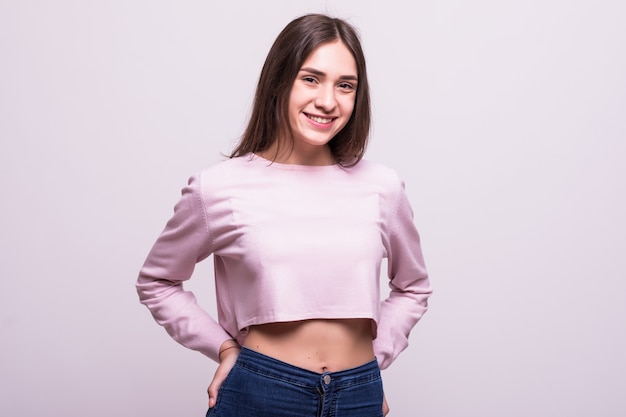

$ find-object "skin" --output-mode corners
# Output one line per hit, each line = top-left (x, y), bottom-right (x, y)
(207, 41), (389, 416)
(263, 39), (358, 166)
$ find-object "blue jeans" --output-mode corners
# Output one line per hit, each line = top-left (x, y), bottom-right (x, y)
(206, 347), (384, 417)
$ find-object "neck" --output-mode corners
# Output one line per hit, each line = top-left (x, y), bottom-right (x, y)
(259, 143), (335, 166)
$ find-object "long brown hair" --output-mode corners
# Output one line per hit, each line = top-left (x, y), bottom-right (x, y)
(230, 13), (371, 166)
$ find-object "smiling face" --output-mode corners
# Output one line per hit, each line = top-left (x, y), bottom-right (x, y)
(286, 40), (358, 162)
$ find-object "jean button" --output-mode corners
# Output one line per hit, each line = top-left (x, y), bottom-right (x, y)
(323, 375), (331, 384)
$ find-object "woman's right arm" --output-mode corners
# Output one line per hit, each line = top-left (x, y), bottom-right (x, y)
(136, 174), (233, 363)
(207, 339), (241, 408)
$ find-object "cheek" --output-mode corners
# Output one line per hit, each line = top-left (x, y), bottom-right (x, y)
(287, 87), (302, 112)
(341, 97), (356, 118)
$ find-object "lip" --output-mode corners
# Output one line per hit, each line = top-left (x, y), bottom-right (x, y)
(303, 112), (337, 128)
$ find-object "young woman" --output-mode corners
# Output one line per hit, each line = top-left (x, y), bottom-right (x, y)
(136, 13), (432, 417)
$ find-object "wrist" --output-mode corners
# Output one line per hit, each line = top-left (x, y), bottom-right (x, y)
(218, 340), (241, 362)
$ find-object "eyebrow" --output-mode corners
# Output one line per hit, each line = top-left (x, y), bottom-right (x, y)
(299, 67), (358, 81)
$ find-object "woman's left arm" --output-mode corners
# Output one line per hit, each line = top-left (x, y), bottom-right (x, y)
(374, 178), (432, 370)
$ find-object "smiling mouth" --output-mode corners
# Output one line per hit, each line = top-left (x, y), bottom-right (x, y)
(305, 113), (335, 124)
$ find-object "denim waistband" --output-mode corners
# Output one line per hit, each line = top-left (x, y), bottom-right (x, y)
(236, 346), (381, 390)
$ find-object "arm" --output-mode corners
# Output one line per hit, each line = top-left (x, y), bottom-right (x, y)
(374, 179), (432, 370)
(207, 339), (241, 408)
(136, 174), (233, 363)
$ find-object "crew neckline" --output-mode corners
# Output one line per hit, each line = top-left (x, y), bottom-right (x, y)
(248, 153), (343, 171)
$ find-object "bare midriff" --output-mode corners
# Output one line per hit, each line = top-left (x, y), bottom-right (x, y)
(243, 318), (375, 374)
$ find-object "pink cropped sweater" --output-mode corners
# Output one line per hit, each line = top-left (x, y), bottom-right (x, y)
(136, 153), (431, 370)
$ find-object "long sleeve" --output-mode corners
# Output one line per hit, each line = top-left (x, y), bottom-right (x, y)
(135, 175), (233, 363)
(374, 179), (432, 370)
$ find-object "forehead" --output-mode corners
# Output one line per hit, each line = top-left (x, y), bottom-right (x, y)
(300, 41), (357, 76)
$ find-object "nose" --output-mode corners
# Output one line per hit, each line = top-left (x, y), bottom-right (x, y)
(314, 84), (337, 112)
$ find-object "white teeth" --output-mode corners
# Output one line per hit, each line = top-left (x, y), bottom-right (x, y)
(308, 114), (333, 124)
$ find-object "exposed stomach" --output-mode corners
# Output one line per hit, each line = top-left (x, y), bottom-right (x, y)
(243, 318), (375, 373)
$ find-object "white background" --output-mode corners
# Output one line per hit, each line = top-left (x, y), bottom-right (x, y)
(1, 1), (625, 416)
